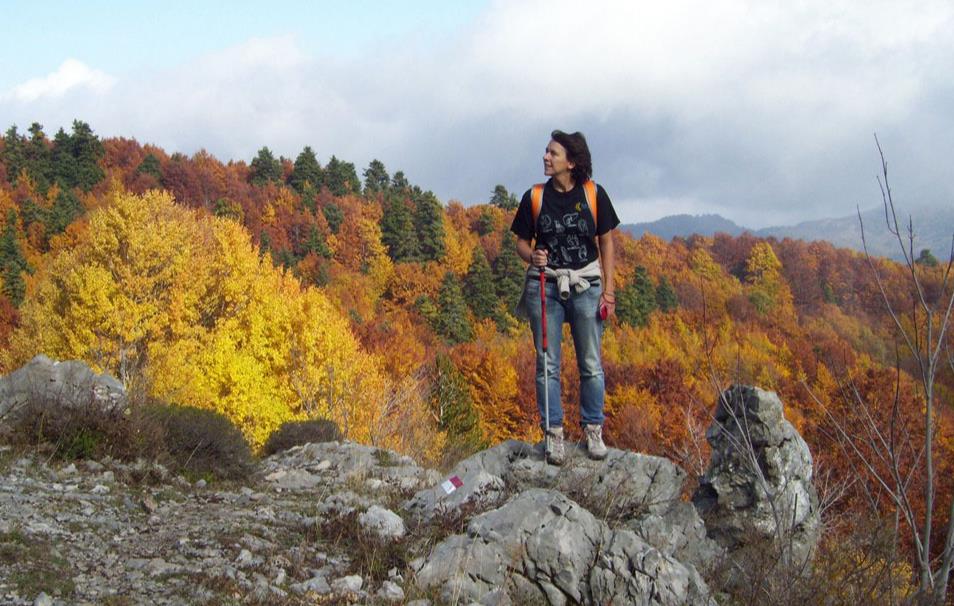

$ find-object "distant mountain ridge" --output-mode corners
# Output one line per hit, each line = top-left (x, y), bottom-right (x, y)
(621, 214), (745, 241)
(622, 207), (954, 261)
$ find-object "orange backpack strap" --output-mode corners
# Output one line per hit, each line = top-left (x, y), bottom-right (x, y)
(532, 180), (598, 228)
(530, 183), (545, 226)
(583, 180), (598, 225)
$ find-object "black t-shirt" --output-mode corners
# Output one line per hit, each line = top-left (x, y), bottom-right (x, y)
(510, 179), (620, 269)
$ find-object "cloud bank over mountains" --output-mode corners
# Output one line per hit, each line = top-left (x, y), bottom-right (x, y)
(3, 0), (952, 228)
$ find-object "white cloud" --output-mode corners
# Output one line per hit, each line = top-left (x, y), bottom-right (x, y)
(9, 58), (115, 102)
(2, 1), (953, 226)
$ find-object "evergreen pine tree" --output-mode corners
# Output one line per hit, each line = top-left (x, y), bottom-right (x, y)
(213, 198), (243, 221)
(380, 198), (419, 262)
(19, 199), (43, 231)
(493, 231), (525, 312)
(2, 126), (26, 185)
(288, 146), (323, 194)
(50, 128), (79, 189)
(259, 231), (271, 259)
(434, 272), (474, 344)
(391, 171), (409, 192)
(490, 184), (519, 210)
(465, 247), (497, 321)
(304, 225), (332, 258)
(249, 146), (282, 186)
(617, 266), (657, 327)
(136, 153), (163, 180)
(431, 353), (485, 454)
(25, 123), (53, 193)
(363, 159), (390, 195)
(655, 276), (678, 312)
(46, 190), (84, 240)
(414, 190), (445, 262)
(0, 210), (30, 306)
(64, 120), (105, 191)
(915, 248), (939, 267)
(476, 207), (496, 236)
(324, 155), (360, 196)
(322, 203), (344, 234)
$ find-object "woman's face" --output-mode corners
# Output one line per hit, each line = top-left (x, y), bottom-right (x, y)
(543, 139), (575, 180)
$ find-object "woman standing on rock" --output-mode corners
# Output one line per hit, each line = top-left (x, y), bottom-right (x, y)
(510, 130), (620, 465)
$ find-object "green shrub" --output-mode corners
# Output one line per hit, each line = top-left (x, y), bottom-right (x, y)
(145, 402), (254, 481)
(262, 418), (341, 455)
(3, 391), (253, 482)
(9, 392), (141, 461)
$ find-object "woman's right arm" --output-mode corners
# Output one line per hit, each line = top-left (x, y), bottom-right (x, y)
(516, 237), (533, 264)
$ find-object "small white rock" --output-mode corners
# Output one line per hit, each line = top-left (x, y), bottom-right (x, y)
(358, 505), (405, 539)
(235, 549), (255, 566)
(291, 574), (330, 595)
(91, 484), (110, 495)
(377, 580), (405, 602)
(331, 574), (363, 593)
(33, 592), (53, 606)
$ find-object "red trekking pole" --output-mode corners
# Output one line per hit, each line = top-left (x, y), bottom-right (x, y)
(539, 264), (550, 456)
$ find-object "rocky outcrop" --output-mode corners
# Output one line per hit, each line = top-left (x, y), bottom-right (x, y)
(0, 357), (818, 605)
(406, 440), (719, 604)
(692, 385), (819, 565)
(414, 488), (713, 605)
(404, 440), (691, 527)
(0, 355), (126, 437)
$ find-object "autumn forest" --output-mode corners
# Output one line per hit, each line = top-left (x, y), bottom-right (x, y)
(1, 121), (953, 589)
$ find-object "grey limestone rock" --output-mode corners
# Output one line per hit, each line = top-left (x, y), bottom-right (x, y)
(376, 579), (405, 602)
(290, 574), (331, 595)
(358, 505), (406, 539)
(0, 355), (127, 436)
(404, 438), (711, 563)
(402, 440), (532, 519)
(415, 488), (713, 605)
(692, 385), (819, 565)
(331, 574), (364, 593)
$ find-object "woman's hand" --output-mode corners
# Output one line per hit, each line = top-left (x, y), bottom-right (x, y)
(600, 292), (616, 320)
(532, 248), (549, 269)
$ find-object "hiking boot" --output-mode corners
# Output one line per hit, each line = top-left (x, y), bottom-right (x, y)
(545, 427), (565, 466)
(584, 424), (608, 460)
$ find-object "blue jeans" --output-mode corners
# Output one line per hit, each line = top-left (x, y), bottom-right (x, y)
(525, 276), (605, 429)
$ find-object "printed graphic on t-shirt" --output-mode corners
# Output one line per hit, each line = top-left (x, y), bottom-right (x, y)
(540, 209), (591, 265)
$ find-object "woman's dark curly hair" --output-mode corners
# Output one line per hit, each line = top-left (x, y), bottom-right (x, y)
(551, 130), (593, 183)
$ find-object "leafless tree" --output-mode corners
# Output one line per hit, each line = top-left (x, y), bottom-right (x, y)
(808, 135), (954, 604)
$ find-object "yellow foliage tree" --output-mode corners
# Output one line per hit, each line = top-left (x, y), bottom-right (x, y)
(442, 215), (477, 276)
(5, 189), (393, 450)
(745, 241), (795, 318)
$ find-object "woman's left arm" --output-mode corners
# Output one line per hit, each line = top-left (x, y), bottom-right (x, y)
(598, 231), (616, 318)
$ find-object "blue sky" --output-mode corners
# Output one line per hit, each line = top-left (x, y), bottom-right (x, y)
(1, 1), (487, 90)
(2, 0), (953, 229)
